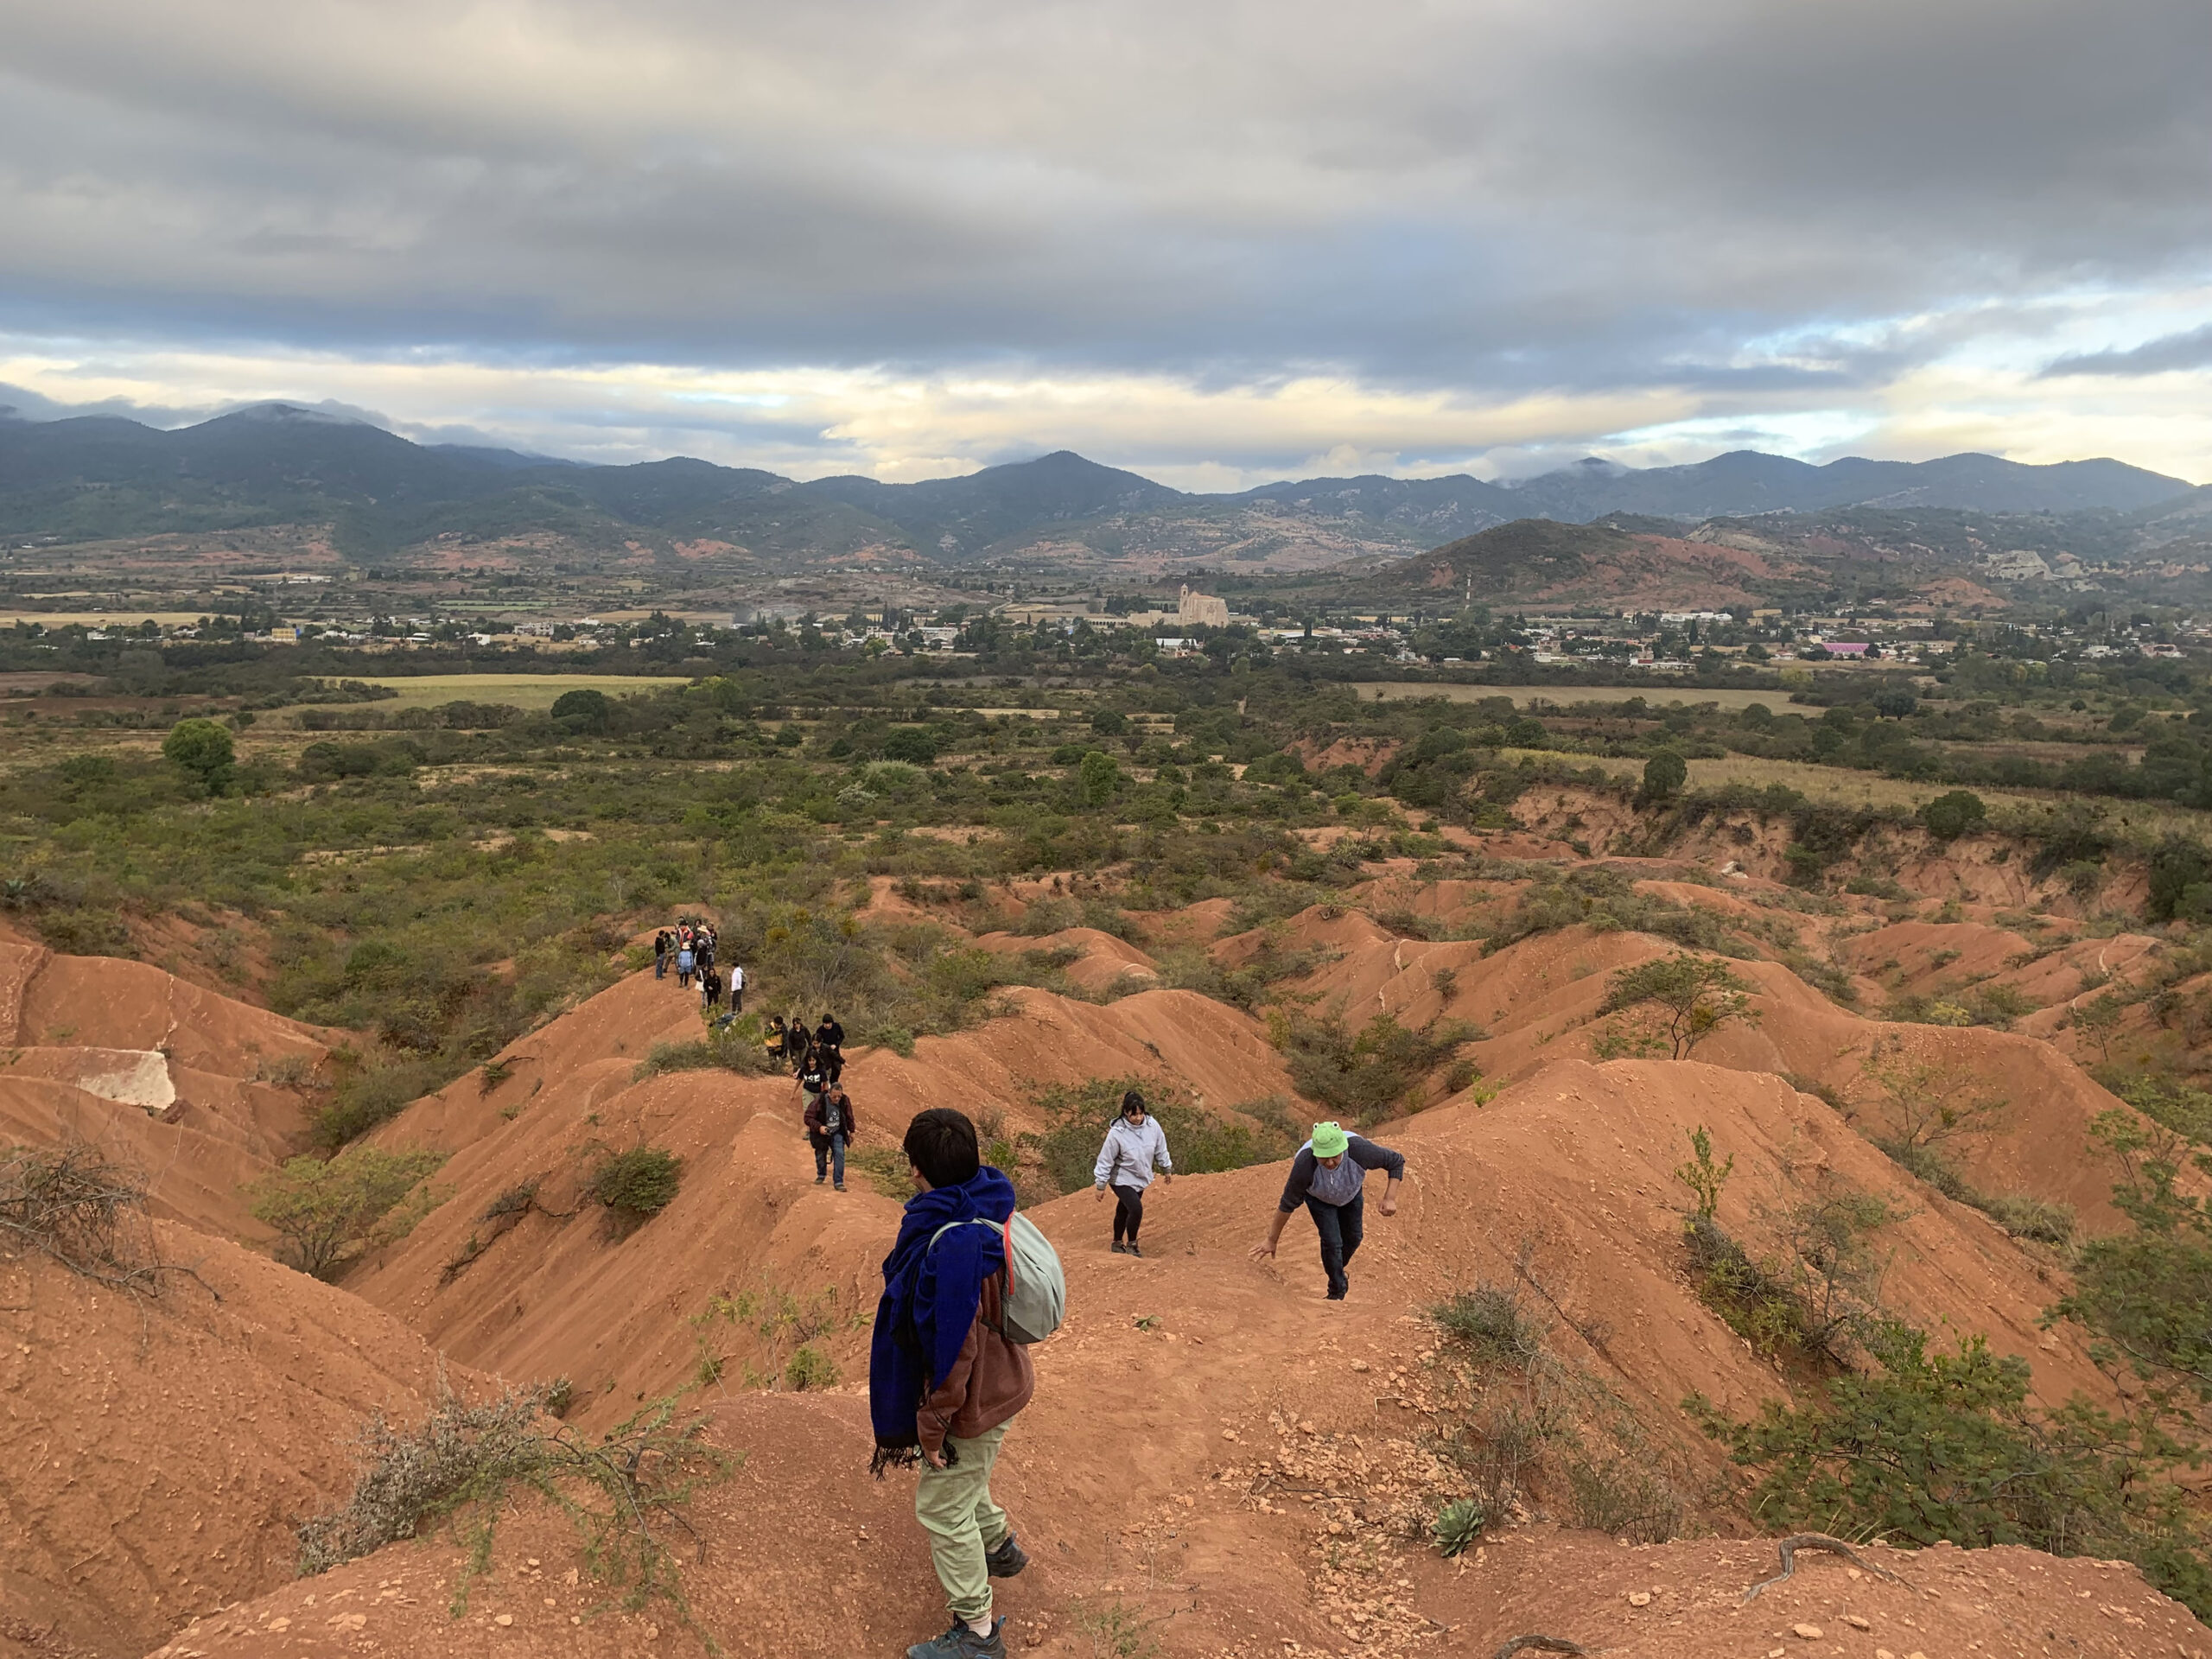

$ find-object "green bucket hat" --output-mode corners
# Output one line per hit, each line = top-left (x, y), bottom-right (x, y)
(1310, 1121), (1350, 1158)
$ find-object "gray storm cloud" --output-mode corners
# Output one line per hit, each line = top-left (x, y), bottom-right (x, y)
(1, 0), (2205, 380)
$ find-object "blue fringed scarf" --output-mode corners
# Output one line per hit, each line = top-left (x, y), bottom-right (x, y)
(868, 1167), (1015, 1460)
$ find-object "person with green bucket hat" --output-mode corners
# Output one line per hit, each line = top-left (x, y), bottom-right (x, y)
(1249, 1120), (1404, 1300)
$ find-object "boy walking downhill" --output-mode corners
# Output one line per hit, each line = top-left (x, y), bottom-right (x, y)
(805, 1083), (858, 1190)
(1092, 1090), (1172, 1256)
(1250, 1121), (1404, 1300)
(870, 1109), (1035, 1659)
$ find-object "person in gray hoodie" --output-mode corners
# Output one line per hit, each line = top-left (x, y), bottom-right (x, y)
(1092, 1090), (1173, 1257)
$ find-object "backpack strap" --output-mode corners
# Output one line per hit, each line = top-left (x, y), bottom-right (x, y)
(927, 1217), (1019, 1331)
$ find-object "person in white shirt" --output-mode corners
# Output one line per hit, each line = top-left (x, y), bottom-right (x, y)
(1092, 1090), (1173, 1258)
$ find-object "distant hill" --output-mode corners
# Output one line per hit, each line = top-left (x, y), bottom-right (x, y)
(0, 403), (2198, 572)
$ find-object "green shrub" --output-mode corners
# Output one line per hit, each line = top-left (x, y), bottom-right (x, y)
(1432, 1284), (1544, 1370)
(1693, 1324), (2212, 1618)
(162, 716), (236, 793)
(311, 1057), (446, 1149)
(245, 1145), (448, 1279)
(589, 1147), (683, 1217)
(1918, 790), (1987, 842)
(1642, 750), (1688, 800)
(1276, 1008), (1471, 1123)
(784, 1344), (838, 1390)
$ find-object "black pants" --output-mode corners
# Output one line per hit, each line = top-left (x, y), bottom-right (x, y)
(1111, 1183), (1145, 1243)
(1306, 1189), (1366, 1299)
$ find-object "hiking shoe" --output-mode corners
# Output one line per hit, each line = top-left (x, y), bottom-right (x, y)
(985, 1534), (1029, 1579)
(834, 1182), (846, 1192)
(1124, 1243), (1142, 1258)
(814, 1175), (826, 1185)
(1109, 1242), (1127, 1255)
(906, 1618), (1006, 1659)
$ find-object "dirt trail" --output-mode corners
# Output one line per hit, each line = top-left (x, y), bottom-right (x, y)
(347, 974), (1300, 1421)
(2, 1221), (461, 1659)
(147, 1055), (2162, 1658)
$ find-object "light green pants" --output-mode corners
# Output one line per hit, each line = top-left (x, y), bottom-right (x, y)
(914, 1421), (1014, 1623)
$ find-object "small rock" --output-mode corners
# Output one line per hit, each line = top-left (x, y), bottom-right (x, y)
(1222, 1428), (1240, 1441)
(1627, 1592), (1651, 1607)
(1844, 1613), (1871, 1630)
(1792, 1625), (1823, 1639)
(494, 1613), (513, 1627)
(1351, 1359), (1370, 1372)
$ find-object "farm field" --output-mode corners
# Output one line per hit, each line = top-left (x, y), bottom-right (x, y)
(320, 672), (685, 713)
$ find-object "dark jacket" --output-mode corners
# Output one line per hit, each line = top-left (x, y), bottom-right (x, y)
(870, 1167), (1021, 1452)
(804, 1090), (857, 1143)
(815, 1018), (844, 1053)
(1277, 1135), (1406, 1212)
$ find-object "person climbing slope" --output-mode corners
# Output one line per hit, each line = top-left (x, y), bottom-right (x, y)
(1249, 1121), (1403, 1301)
(805, 1082), (859, 1191)
(870, 1109), (1035, 1659)
(1091, 1090), (1172, 1257)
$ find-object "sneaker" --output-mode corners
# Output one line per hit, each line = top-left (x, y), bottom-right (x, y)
(814, 1175), (826, 1185)
(834, 1182), (846, 1192)
(1109, 1242), (1127, 1255)
(906, 1618), (1006, 1659)
(984, 1533), (1029, 1579)
(1124, 1243), (1142, 1258)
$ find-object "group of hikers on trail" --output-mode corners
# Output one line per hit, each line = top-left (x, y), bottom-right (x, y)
(653, 922), (745, 1025)
(640, 925), (1408, 1656)
(872, 1096), (1405, 1657)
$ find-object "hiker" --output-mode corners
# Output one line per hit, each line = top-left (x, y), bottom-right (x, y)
(1249, 1121), (1404, 1301)
(870, 1109), (1034, 1659)
(675, 938), (696, 989)
(805, 1082), (858, 1191)
(764, 1014), (790, 1065)
(696, 931), (716, 975)
(1091, 1090), (1172, 1256)
(815, 1012), (845, 1077)
(700, 962), (723, 1014)
(798, 1051), (830, 1115)
(654, 929), (671, 980)
(728, 960), (746, 1014)
(783, 1017), (813, 1071)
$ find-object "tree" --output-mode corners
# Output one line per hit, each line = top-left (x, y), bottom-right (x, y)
(162, 717), (235, 794)
(880, 727), (939, 765)
(1642, 749), (1688, 800)
(245, 1146), (447, 1279)
(1858, 1042), (2012, 1154)
(1077, 749), (1121, 807)
(1918, 790), (1987, 842)
(550, 687), (613, 732)
(1603, 953), (1754, 1058)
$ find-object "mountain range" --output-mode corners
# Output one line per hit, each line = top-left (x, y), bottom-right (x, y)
(0, 401), (2201, 574)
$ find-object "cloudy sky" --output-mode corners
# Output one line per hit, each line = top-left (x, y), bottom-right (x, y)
(2, 0), (2209, 486)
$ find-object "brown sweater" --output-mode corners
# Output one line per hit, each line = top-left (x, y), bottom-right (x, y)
(918, 1272), (1035, 1456)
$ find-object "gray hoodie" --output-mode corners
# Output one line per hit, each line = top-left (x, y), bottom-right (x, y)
(1094, 1116), (1173, 1192)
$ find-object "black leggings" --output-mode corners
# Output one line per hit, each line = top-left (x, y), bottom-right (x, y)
(1111, 1183), (1145, 1243)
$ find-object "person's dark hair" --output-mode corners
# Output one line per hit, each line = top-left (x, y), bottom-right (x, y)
(1121, 1090), (1146, 1117)
(904, 1109), (980, 1188)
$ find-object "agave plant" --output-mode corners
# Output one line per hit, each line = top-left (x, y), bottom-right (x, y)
(1433, 1497), (1485, 1558)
